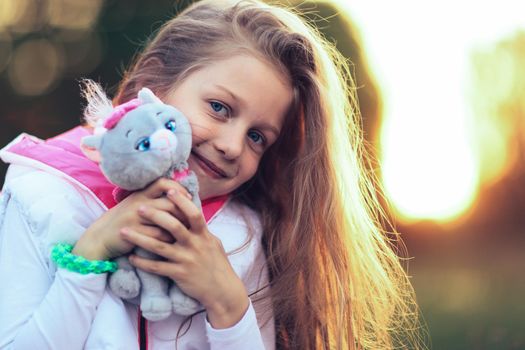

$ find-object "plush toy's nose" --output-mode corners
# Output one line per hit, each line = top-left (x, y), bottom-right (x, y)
(150, 129), (177, 151)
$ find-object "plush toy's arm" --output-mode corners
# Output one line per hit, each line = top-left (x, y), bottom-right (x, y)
(108, 256), (140, 300)
(134, 247), (174, 321)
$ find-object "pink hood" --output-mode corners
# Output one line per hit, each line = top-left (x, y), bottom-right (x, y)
(1, 126), (227, 221)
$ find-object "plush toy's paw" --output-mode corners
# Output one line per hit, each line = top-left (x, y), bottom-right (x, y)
(141, 295), (172, 321)
(170, 285), (201, 316)
(109, 269), (140, 299)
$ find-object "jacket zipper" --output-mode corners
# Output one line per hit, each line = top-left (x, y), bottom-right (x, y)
(138, 311), (148, 350)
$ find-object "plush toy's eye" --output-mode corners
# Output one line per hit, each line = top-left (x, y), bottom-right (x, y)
(165, 120), (176, 132)
(136, 137), (151, 151)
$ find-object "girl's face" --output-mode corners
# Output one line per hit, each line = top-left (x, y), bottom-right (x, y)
(164, 54), (293, 200)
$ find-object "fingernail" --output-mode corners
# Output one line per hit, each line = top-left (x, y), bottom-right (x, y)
(167, 189), (176, 197)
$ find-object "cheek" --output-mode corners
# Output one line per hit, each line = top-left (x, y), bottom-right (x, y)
(239, 154), (261, 182)
(189, 121), (211, 147)
(170, 99), (204, 135)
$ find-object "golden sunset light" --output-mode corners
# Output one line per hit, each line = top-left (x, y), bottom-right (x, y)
(1, 2), (524, 348)
(337, 0), (525, 223)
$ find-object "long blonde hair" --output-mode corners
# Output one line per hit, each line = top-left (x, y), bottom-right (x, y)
(114, 1), (424, 348)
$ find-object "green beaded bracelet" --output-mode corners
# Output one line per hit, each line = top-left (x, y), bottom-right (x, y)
(51, 243), (118, 275)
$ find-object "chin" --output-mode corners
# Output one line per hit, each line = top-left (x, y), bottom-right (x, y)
(198, 185), (221, 201)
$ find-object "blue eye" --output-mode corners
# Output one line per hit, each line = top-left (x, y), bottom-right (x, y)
(165, 120), (176, 132)
(136, 137), (151, 151)
(210, 101), (232, 118)
(248, 130), (264, 144)
(210, 101), (225, 113)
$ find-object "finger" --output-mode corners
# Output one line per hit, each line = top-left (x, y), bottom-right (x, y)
(120, 227), (178, 260)
(137, 225), (175, 243)
(150, 197), (188, 223)
(143, 178), (189, 199)
(128, 254), (184, 280)
(139, 210), (189, 229)
(167, 190), (206, 233)
(137, 198), (190, 232)
(150, 197), (175, 211)
(137, 205), (190, 243)
(136, 200), (177, 226)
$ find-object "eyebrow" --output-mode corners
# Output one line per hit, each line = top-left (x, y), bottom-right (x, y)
(212, 84), (281, 137)
(213, 84), (241, 104)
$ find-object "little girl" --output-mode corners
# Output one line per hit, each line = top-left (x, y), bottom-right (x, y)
(0, 0), (422, 349)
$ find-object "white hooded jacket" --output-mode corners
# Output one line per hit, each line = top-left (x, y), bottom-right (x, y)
(0, 133), (274, 350)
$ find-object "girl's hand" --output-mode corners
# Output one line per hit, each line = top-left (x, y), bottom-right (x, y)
(72, 178), (189, 261)
(120, 190), (250, 328)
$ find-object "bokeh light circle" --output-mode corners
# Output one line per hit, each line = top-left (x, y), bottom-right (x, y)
(8, 39), (63, 96)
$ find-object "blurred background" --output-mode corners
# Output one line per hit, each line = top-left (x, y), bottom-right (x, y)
(0, 0), (523, 348)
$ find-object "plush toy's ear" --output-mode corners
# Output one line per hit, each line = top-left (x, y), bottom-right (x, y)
(80, 134), (103, 163)
(138, 87), (162, 104)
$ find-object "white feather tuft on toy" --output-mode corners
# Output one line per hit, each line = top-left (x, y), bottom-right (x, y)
(80, 78), (114, 130)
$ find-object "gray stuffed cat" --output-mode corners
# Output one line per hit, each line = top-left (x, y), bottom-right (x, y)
(80, 86), (201, 321)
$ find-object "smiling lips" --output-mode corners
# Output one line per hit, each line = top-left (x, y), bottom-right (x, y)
(191, 151), (229, 178)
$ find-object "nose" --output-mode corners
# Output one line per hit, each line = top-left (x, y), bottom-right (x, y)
(150, 129), (177, 151)
(214, 127), (244, 160)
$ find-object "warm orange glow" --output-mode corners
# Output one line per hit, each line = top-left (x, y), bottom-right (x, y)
(380, 109), (479, 222)
(468, 32), (525, 187)
(336, 0), (525, 223)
